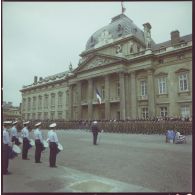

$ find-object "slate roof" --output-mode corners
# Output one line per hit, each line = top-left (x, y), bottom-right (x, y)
(152, 34), (192, 51)
(85, 14), (155, 50)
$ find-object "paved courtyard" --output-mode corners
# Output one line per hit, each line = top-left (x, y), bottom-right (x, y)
(3, 130), (192, 192)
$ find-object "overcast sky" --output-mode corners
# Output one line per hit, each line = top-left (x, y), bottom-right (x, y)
(2, 1), (192, 106)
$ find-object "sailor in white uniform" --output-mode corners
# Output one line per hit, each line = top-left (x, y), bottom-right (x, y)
(48, 123), (59, 168)
(21, 121), (30, 160)
(11, 121), (20, 145)
(34, 122), (44, 163)
(3, 121), (12, 175)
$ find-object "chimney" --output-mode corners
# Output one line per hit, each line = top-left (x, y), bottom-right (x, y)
(34, 76), (38, 84)
(171, 30), (180, 45)
(39, 77), (43, 81)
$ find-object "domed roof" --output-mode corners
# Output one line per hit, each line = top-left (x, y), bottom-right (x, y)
(86, 14), (145, 50)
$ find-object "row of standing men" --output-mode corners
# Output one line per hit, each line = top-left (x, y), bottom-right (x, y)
(3, 121), (62, 175)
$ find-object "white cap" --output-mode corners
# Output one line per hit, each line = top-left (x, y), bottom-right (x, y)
(23, 121), (30, 125)
(35, 122), (42, 127)
(49, 123), (56, 128)
(93, 121), (97, 124)
(3, 121), (12, 125)
(12, 121), (18, 125)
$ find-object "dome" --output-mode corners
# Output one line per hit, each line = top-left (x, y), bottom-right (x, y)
(86, 14), (145, 50)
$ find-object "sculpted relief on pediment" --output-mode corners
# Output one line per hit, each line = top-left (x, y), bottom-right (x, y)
(81, 57), (115, 71)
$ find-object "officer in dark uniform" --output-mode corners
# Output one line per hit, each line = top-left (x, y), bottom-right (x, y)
(3, 121), (12, 175)
(91, 121), (101, 145)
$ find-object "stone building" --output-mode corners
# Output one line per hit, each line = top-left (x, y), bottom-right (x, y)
(3, 101), (21, 120)
(20, 13), (192, 121)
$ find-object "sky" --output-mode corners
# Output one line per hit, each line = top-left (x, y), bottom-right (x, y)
(2, 1), (192, 107)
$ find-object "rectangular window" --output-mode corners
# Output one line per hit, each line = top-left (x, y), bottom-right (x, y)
(33, 97), (36, 110)
(58, 112), (63, 119)
(141, 107), (148, 119)
(32, 113), (36, 120)
(38, 113), (42, 120)
(158, 77), (167, 94)
(51, 112), (55, 120)
(51, 94), (55, 107)
(23, 99), (26, 111)
(160, 107), (167, 117)
(28, 98), (31, 110)
(38, 96), (42, 110)
(44, 95), (48, 108)
(180, 105), (190, 118)
(58, 93), (63, 108)
(179, 73), (188, 91)
(44, 112), (48, 120)
(140, 80), (147, 96)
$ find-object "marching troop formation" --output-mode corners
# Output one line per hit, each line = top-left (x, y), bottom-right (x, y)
(2, 121), (63, 175)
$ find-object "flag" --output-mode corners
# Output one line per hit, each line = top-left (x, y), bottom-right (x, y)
(95, 88), (102, 104)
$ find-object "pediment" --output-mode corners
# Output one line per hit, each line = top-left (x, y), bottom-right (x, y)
(75, 54), (124, 73)
(154, 72), (168, 77)
(175, 68), (189, 73)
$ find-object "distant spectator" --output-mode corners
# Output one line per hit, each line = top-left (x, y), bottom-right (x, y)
(174, 130), (187, 144)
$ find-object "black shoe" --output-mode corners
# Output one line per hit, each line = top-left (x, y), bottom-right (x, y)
(50, 165), (57, 168)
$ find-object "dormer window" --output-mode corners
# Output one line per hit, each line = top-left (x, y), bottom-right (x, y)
(159, 58), (164, 64)
(177, 54), (184, 60)
(137, 45), (140, 53)
(134, 28), (137, 34)
(160, 46), (166, 52)
(130, 46), (133, 53)
(117, 24), (122, 31)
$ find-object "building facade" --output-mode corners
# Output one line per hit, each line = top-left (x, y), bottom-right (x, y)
(3, 101), (21, 120)
(20, 14), (192, 121)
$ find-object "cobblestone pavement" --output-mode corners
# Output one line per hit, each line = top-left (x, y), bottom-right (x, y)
(3, 130), (192, 192)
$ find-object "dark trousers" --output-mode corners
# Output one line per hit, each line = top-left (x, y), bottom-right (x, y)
(22, 138), (29, 159)
(49, 142), (57, 167)
(35, 140), (43, 163)
(3, 144), (9, 174)
(93, 132), (98, 145)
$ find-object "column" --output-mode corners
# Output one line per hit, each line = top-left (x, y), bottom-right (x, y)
(119, 72), (126, 120)
(105, 74), (110, 120)
(77, 82), (82, 120)
(168, 71), (177, 116)
(125, 73), (131, 119)
(130, 71), (137, 119)
(147, 69), (155, 118)
(88, 79), (93, 120)
(69, 85), (73, 120)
